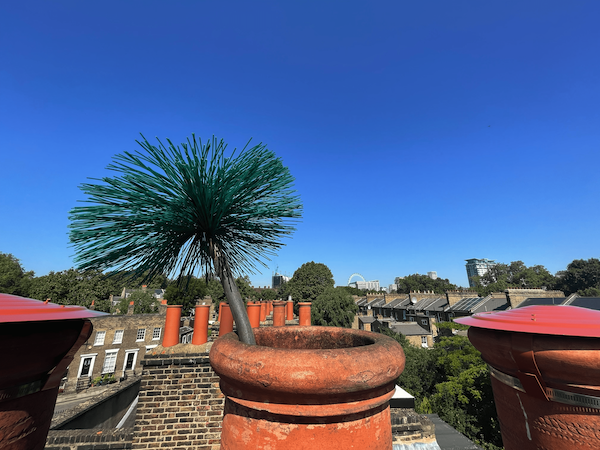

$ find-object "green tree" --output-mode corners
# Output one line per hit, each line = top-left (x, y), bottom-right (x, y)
(472, 261), (555, 296)
(311, 287), (358, 328)
(376, 324), (502, 449)
(164, 276), (208, 315)
(69, 135), (302, 344)
(117, 290), (158, 314)
(553, 258), (600, 296)
(394, 274), (457, 295)
(336, 285), (364, 296)
(28, 268), (119, 312)
(0, 253), (34, 296)
(256, 288), (277, 301)
(281, 262), (335, 307)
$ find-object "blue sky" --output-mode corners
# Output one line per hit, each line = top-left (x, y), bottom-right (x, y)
(1, 1), (599, 289)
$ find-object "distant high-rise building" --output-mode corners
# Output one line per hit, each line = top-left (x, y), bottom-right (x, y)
(465, 258), (496, 287)
(272, 273), (290, 289)
(427, 271), (437, 280)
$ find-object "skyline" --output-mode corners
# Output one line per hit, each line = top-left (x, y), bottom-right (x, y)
(2, 1), (600, 289)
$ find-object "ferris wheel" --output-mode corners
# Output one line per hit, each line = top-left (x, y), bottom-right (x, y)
(347, 273), (366, 286)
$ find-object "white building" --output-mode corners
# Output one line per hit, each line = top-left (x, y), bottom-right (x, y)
(465, 258), (497, 287)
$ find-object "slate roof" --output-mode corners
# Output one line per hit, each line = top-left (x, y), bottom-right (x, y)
(383, 297), (410, 308)
(447, 296), (509, 314)
(390, 322), (431, 336)
(359, 316), (376, 324)
(565, 297), (600, 311)
(516, 297), (567, 308)
(409, 297), (448, 312)
(366, 297), (386, 308)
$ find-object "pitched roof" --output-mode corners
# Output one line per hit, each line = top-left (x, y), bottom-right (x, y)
(409, 297), (447, 312)
(390, 322), (431, 336)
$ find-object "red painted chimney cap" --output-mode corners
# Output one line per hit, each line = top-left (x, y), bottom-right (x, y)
(455, 305), (600, 337)
(0, 293), (107, 323)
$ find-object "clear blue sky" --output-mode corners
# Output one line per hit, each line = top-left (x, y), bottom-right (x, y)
(1, 1), (599, 289)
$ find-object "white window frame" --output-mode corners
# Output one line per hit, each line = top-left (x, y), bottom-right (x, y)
(102, 349), (119, 374)
(122, 349), (140, 374)
(113, 329), (124, 344)
(145, 344), (158, 353)
(77, 353), (98, 378)
(421, 336), (428, 348)
(152, 327), (161, 340)
(136, 328), (146, 342)
(93, 331), (106, 346)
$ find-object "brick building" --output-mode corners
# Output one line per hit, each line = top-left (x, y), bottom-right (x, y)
(65, 311), (167, 393)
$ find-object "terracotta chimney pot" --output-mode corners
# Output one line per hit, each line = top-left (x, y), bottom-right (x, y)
(162, 305), (182, 347)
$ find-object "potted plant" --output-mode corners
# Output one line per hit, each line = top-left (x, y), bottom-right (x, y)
(69, 134), (405, 448)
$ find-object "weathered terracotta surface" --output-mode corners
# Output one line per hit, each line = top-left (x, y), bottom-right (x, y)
(260, 302), (267, 322)
(192, 305), (210, 345)
(163, 305), (182, 347)
(219, 303), (234, 336)
(210, 326), (405, 449)
(467, 319), (600, 449)
(246, 303), (261, 328)
(298, 302), (311, 326)
(272, 301), (286, 327)
(286, 300), (293, 321)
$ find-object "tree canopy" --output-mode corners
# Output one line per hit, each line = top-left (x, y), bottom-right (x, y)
(394, 274), (457, 294)
(28, 268), (120, 312)
(553, 258), (600, 296)
(69, 135), (302, 344)
(471, 261), (555, 297)
(311, 287), (358, 328)
(0, 253), (34, 297)
(117, 290), (159, 314)
(379, 326), (502, 450)
(280, 261), (335, 304)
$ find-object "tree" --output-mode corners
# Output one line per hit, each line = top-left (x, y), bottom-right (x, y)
(281, 262), (334, 306)
(394, 274), (457, 295)
(311, 287), (358, 328)
(472, 261), (555, 297)
(376, 325), (502, 450)
(117, 290), (159, 314)
(0, 252), (34, 296)
(164, 276), (208, 315)
(553, 258), (600, 296)
(69, 135), (302, 344)
(28, 268), (119, 312)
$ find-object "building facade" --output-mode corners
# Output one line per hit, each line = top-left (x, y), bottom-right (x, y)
(465, 258), (496, 287)
(66, 312), (167, 393)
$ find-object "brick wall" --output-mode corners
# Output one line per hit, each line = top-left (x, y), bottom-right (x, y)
(131, 349), (224, 450)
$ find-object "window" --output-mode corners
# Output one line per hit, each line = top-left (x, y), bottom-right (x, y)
(152, 327), (161, 340)
(145, 344), (157, 353)
(94, 331), (106, 346)
(136, 329), (146, 342)
(421, 336), (428, 348)
(420, 319), (428, 326)
(102, 350), (119, 374)
(123, 349), (140, 373)
(77, 353), (97, 378)
(113, 330), (124, 344)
